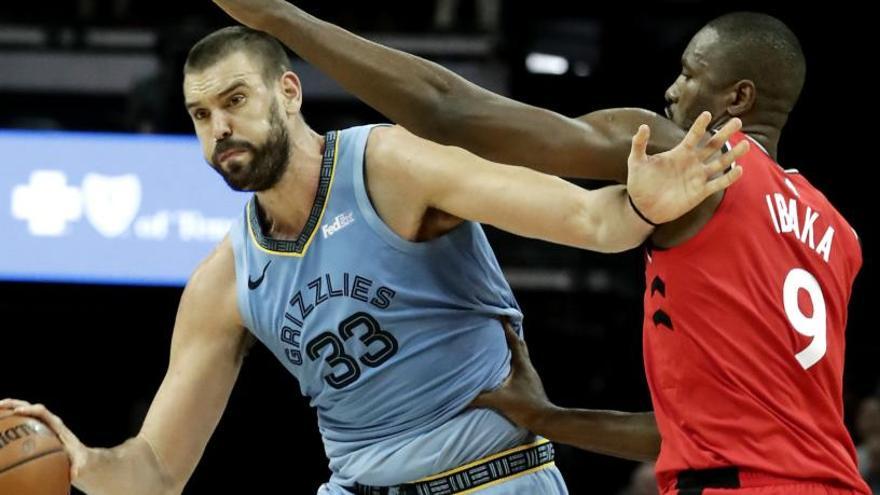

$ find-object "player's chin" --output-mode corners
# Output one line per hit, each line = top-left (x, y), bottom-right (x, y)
(666, 107), (691, 130)
(218, 170), (255, 192)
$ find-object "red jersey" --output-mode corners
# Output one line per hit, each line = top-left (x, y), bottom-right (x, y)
(643, 132), (868, 493)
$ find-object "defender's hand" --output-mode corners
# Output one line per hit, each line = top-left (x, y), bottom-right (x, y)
(470, 322), (553, 428)
(627, 111), (748, 225)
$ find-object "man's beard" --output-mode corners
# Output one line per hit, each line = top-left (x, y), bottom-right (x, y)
(211, 102), (291, 192)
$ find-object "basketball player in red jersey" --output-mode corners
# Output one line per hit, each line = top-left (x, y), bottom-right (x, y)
(191, 3), (871, 494)
(473, 14), (870, 495)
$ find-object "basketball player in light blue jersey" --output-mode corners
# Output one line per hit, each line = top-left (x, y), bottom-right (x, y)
(2, 26), (746, 495)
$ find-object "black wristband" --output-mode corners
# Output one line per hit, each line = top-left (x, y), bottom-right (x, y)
(628, 194), (659, 227)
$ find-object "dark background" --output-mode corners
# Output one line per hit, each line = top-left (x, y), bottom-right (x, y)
(1, 1), (875, 493)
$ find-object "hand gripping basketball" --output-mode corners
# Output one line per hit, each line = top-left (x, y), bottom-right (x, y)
(1, 399), (87, 484)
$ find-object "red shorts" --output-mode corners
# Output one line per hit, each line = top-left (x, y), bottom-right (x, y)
(701, 486), (864, 495)
(660, 469), (869, 495)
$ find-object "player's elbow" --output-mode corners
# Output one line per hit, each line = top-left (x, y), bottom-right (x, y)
(646, 439), (662, 462)
(631, 412), (662, 462)
(130, 435), (185, 495)
(634, 428), (662, 462)
(422, 79), (490, 145)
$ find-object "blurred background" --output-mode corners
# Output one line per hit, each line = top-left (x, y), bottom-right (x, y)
(1, 1), (876, 493)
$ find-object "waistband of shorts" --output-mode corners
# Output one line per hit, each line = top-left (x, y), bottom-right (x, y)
(345, 438), (556, 495)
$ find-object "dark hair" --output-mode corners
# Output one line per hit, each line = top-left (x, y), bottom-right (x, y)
(184, 26), (292, 84)
(706, 12), (806, 109)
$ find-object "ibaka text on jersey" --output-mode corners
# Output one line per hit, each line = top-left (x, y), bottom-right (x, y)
(278, 272), (396, 365)
(765, 191), (834, 263)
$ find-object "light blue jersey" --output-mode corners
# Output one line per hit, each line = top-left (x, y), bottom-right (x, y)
(230, 125), (564, 489)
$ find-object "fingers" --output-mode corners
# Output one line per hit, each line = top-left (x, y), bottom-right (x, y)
(711, 117), (742, 147)
(0, 398), (33, 409)
(468, 369), (513, 409)
(705, 163), (744, 195)
(469, 377), (510, 409)
(501, 319), (519, 346)
(500, 320), (531, 365)
(702, 139), (748, 196)
(629, 124), (651, 163)
(2, 399), (70, 441)
(13, 404), (70, 443)
(705, 141), (749, 178)
(682, 111), (712, 149)
(13, 403), (65, 432)
(469, 394), (491, 408)
(1, 399), (32, 419)
(469, 319), (524, 410)
(701, 117), (742, 158)
(2, 400), (82, 480)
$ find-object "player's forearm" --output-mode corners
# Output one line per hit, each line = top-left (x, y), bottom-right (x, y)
(75, 435), (177, 495)
(567, 108), (684, 180)
(252, 2), (460, 140)
(577, 185), (654, 253)
(532, 407), (660, 462)
(251, 3), (634, 180)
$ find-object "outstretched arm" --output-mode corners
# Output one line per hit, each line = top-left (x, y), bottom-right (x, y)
(367, 112), (745, 253)
(3, 240), (251, 495)
(212, 0), (685, 182)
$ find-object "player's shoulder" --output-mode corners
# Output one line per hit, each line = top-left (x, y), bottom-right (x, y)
(364, 124), (433, 180)
(781, 170), (863, 266)
(191, 236), (235, 284)
(785, 170), (849, 220)
(183, 236), (240, 323)
(365, 124), (415, 159)
(173, 237), (247, 342)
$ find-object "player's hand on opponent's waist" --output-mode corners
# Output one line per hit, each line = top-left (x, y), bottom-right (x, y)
(469, 321), (554, 430)
(0, 398), (90, 482)
(627, 111), (749, 225)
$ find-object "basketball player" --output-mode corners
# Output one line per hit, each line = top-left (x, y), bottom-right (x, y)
(1, 25), (744, 495)
(206, 3), (870, 494)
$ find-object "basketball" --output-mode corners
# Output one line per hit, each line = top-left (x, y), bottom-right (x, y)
(0, 414), (70, 495)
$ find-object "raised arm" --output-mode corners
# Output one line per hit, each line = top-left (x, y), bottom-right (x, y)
(212, 0), (684, 182)
(3, 239), (251, 495)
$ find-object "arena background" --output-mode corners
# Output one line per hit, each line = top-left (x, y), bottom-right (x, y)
(1, 1), (875, 493)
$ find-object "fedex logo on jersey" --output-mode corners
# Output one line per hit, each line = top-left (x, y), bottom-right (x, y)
(322, 211), (355, 238)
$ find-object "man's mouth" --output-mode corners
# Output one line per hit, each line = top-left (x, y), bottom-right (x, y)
(218, 148), (246, 164)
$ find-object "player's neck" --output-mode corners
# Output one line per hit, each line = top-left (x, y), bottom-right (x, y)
(738, 108), (789, 160)
(741, 123), (780, 160)
(255, 127), (326, 240)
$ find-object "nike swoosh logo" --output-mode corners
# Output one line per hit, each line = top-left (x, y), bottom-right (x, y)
(248, 261), (272, 290)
